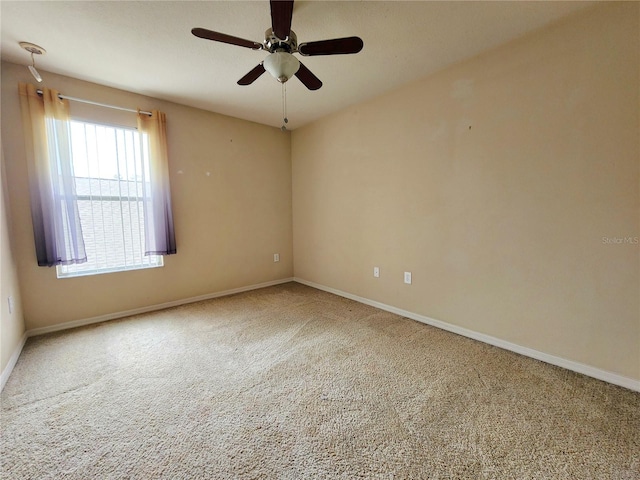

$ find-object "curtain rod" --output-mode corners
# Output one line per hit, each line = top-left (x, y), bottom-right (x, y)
(36, 89), (152, 116)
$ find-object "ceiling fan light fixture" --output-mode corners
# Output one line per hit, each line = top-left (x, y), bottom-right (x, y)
(263, 51), (300, 83)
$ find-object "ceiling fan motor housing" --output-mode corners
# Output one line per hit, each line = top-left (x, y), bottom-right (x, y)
(264, 29), (297, 53)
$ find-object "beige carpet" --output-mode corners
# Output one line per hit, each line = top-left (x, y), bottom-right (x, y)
(1, 282), (638, 479)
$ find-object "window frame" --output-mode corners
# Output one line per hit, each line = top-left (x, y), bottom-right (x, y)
(55, 119), (164, 279)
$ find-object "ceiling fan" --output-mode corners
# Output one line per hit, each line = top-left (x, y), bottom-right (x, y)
(191, 0), (364, 91)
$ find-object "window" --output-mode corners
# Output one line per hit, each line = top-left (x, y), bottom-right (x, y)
(57, 121), (163, 277)
(20, 84), (175, 271)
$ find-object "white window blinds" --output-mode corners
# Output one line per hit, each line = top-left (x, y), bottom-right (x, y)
(57, 121), (163, 277)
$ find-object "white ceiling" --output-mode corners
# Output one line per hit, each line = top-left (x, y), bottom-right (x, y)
(1, 1), (595, 129)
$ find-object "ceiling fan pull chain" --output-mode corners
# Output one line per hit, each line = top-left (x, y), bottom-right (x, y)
(284, 83), (288, 124)
(281, 82), (289, 131)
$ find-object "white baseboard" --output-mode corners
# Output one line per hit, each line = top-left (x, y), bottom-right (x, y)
(26, 277), (294, 337)
(1, 332), (27, 392)
(293, 277), (640, 392)
(9, 276), (638, 393)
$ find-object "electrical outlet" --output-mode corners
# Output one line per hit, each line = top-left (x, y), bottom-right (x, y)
(373, 267), (380, 278)
(404, 272), (412, 284)
(273, 253), (280, 262)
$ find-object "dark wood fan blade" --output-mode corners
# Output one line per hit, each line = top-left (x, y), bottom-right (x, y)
(270, 0), (294, 40)
(298, 36), (364, 56)
(295, 62), (322, 90)
(192, 28), (263, 50)
(237, 63), (266, 85)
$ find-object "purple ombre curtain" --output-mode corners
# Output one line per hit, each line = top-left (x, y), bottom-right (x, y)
(19, 83), (86, 267)
(137, 110), (177, 256)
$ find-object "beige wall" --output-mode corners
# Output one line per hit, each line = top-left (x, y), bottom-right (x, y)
(1, 144), (25, 373)
(1, 62), (293, 330)
(292, 3), (639, 380)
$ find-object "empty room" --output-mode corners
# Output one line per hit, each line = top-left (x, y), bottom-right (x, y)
(1, 1), (638, 478)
